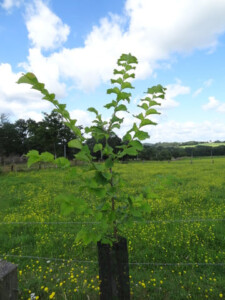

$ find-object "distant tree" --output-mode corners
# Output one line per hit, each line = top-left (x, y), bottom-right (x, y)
(139, 145), (156, 160)
(35, 111), (78, 158)
(157, 149), (171, 160)
(0, 122), (20, 164)
(14, 119), (29, 154)
(0, 113), (9, 125)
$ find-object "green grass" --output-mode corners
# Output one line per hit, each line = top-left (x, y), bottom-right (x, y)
(180, 142), (225, 148)
(0, 158), (225, 299)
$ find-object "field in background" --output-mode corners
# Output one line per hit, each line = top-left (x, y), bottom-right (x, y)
(0, 158), (225, 299)
(180, 143), (225, 148)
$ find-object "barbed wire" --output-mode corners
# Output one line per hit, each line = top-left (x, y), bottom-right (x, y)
(1, 254), (224, 267)
(0, 218), (224, 225)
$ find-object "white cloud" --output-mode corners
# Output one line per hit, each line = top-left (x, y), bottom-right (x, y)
(193, 88), (203, 97)
(20, 48), (66, 98)
(204, 79), (213, 87)
(202, 96), (225, 113)
(1, 0), (22, 10)
(0, 63), (52, 121)
(75, 107), (225, 142)
(20, 0), (225, 93)
(25, 0), (70, 50)
(193, 78), (213, 97)
(216, 103), (225, 113)
(70, 109), (92, 128)
(202, 96), (220, 110)
(160, 81), (190, 109)
(149, 120), (225, 143)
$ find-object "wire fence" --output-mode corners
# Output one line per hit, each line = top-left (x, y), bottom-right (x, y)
(1, 218), (224, 266)
(1, 254), (225, 267)
(1, 217), (224, 299)
(0, 218), (224, 225)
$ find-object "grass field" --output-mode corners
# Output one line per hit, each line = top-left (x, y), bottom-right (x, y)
(180, 143), (225, 148)
(0, 158), (225, 299)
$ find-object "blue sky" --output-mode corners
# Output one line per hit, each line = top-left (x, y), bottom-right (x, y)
(0, 0), (225, 142)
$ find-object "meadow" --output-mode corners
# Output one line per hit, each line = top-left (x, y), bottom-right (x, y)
(180, 143), (225, 148)
(0, 157), (225, 299)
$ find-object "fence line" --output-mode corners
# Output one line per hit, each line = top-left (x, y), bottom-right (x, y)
(0, 218), (224, 226)
(1, 254), (224, 267)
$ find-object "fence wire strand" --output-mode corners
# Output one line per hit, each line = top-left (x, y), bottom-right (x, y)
(1, 254), (224, 267)
(0, 218), (224, 225)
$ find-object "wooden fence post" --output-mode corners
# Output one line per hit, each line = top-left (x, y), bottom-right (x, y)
(0, 260), (18, 300)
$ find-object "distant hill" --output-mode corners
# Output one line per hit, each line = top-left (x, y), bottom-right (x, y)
(179, 142), (225, 148)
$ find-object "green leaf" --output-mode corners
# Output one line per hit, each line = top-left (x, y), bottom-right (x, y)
(123, 133), (132, 142)
(75, 229), (92, 245)
(125, 147), (138, 156)
(121, 82), (134, 90)
(123, 73), (135, 80)
(26, 150), (39, 157)
(26, 150), (40, 168)
(58, 103), (66, 111)
(128, 122), (139, 134)
(141, 97), (161, 107)
(104, 100), (117, 109)
(17, 73), (38, 85)
(102, 171), (112, 181)
(88, 107), (99, 115)
(107, 87), (120, 95)
(111, 78), (123, 85)
(68, 139), (82, 149)
(111, 123), (120, 130)
(105, 157), (113, 169)
(140, 119), (157, 127)
(117, 91), (131, 102)
(134, 130), (150, 140)
(75, 152), (90, 162)
(102, 145), (113, 155)
(54, 157), (70, 168)
(113, 69), (125, 75)
(146, 108), (160, 116)
(138, 103), (148, 110)
(111, 115), (123, 124)
(149, 100), (161, 107)
(93, 143), (103, 153)
(61, 110), (70, 119)
(89, 186), (107, 198)
(129, 140), (143, 151)
(125, 64), (136, 71)
(147, 84), (166, 95)
(157, 94), (165, 99)
(40, 152), (54, 163)
(94, 163), (105, 172)
(134, 113), (144, 121)
(118, 53), (138, 64)
(43, 93), (55, 102)
(115, 104), (127, 112)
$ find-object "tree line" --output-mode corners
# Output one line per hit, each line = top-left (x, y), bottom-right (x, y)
(139, 143), (225, 161)
(0, 111), (77, 164)
(1, 112), (225, 165)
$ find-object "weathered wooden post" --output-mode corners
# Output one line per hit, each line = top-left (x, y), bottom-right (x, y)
(0, 260), (18, 300)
